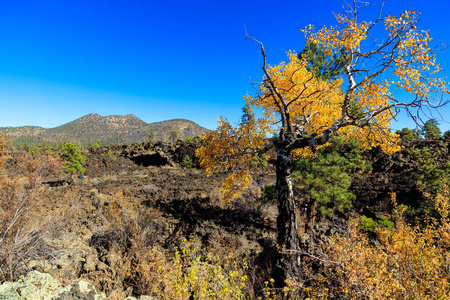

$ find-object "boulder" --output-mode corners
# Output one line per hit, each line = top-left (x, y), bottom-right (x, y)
(0, 270), (106, 300)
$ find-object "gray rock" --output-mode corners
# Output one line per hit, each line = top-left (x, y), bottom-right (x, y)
(49, 280), (105, 300)
(0, 281), (21, 300)
(0, 271), (106, 300)
(0, 271), (60, 300)
(124, 296), (158, 300)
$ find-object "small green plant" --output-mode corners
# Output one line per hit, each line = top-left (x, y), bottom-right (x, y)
(358, 215), (394, 232)
(169, 130), (180, 143)
(180, 155), (193, 168)
(396, 127), (420, 141)
(251, 154), (268, 169)
(186, 136), (193, 142)
(107, 150), (114, 156)
(263, 184), (277, 201)
(409, 147), (450, 197)
(148, 131), (156, 143)
(293, 135), (371, 216)
(93, 141), (101, 148)
(28, 144), (40, 155)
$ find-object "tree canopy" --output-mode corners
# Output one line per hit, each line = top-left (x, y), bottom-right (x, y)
(197, 4), (449, 201)
(196, 1), (449, 284)
(423, 118), (442, 139)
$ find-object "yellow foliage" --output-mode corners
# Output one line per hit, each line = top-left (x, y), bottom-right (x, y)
(220, 170), (252, 201)
(248, 51), (345, 135)
(197, 6), (449, 201)
(153, 237), (250, 300)
(303, 10), (449, 102)
(302, 190), (450, 299)
(196, 115), (269, 201)
(302, 14), (370, 51)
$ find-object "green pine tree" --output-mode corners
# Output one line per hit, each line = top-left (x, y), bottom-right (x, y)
(423, 119), (442, 139)
(61, 142), (86, 182)
(241, 102), (255, 125)
(298, 42), (349, 81)
(396, 127), (421, 141)
(293, 135), (371, 216)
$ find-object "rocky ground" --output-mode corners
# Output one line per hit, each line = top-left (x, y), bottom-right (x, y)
(1, 141), (279, 299)
(1, 137), (448, 299)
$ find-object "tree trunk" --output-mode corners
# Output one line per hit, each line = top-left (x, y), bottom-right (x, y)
(275, 147), (302, 286)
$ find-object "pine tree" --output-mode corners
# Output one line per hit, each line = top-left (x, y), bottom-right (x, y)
(293, 135), (370, 229)
(299, 42), (348, 80)
(241, 103), (255, 125)
(61, 142), (86, 183)
(423, 119), (442, 139)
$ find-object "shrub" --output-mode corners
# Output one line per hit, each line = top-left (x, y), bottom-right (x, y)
(263, 184), (277, 201)
(0, 147), (71, 282)
(180, 155), (193, 168)
(153, 237), (250, 300)
(148, 131), (156, 143)
(396, 127), (420, 141)
(169, 130), (180, 143)
(87, 191), (162, 295)
(358, 215), (393, 232)
(251, 154), (268, 169)
(297, 191), (450, 299)
(409, 147), (450, 197)
(28, 144), (41, 154)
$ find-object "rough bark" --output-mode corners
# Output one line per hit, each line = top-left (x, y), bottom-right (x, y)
(275, 147), (302, 285)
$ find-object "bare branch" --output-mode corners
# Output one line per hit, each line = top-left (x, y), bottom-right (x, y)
(245, 32), (293, 135)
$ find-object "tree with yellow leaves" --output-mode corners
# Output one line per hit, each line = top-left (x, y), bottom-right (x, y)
(196, 1), (449, 284)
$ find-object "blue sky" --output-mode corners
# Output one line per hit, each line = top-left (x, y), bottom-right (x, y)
(0, 0), (449, 132)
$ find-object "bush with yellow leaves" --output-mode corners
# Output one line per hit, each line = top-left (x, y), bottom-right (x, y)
(153, 237), (252, 300)
(300, 191), (450, 299)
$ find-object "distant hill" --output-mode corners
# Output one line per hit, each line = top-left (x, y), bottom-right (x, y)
(0, 113), (209, 146)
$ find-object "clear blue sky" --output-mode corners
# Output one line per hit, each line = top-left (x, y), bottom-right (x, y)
(0, 0), (449, 132)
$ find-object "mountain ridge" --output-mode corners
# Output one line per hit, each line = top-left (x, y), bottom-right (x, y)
(0, 114), (209, 146)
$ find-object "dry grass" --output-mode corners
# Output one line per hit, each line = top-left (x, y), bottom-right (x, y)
(0, 143), (74, 282)
(84, 190), (270, 299)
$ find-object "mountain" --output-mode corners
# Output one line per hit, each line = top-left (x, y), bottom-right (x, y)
(0, 113), (209, 146)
